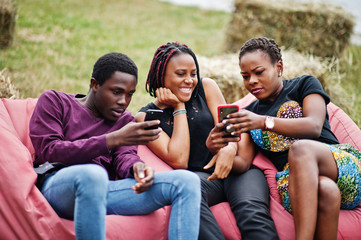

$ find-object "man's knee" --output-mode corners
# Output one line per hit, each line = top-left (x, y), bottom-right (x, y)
(74, 164), (109, 194)
(174, 170), (201, 196)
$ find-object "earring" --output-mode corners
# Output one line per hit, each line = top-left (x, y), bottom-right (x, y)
(278, 72), (282, 77)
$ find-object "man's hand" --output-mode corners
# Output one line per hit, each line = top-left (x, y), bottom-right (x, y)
(132, 162), (154, 193)
(106, 121), (162, 149)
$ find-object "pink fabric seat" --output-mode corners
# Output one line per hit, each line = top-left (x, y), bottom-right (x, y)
(1, 96), (361, 239)
(0, 98), (169, 240)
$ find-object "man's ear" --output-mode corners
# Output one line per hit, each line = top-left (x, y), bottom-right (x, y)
(90, 78), (99, 92)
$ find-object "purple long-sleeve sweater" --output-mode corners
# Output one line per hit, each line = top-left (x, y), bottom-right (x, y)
(29, 90), (142, 180)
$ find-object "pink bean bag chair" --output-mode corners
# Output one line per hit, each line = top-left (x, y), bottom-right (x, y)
(1, 95), (360, 239)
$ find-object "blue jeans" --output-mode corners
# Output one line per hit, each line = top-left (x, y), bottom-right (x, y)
(41, 164), (201, 240)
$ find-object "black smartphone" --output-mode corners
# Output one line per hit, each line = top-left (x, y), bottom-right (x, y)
(144, 109), (163, 130)
(217, 104), (239, 138)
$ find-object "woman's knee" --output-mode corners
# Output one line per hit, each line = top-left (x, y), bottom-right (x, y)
(318, 177), (341, 212)
(289, 140), (312, 159)
(289, 140), (319, 168)
(227, 168), (269, 202)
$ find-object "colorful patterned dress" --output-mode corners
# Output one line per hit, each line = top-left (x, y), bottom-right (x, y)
(250, 100), (361, 213)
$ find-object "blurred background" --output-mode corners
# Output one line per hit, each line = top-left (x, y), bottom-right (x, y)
(162, 0), (361, 44)
(1, 0), (360, 126)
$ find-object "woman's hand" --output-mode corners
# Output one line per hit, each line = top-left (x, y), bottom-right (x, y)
(155, 87), (182, 108)
(132, 162), (154, 194)
(224, 109), (266, 134)
(204, 143), (237, 180)
(206, 122), (240, 155)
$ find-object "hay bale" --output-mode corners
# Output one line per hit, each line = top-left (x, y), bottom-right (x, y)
(198, 48), (345, 108)
(224, 0), (354, 58)
(0, 68), (19, 98)
(0, 0), (17, 49)
(198, 54), (247, 104)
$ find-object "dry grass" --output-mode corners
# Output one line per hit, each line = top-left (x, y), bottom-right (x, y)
(0, 0), (17, 48)
(0, 68), (19, 98)
(225, 0), (354, 58)
(198, 48), (349, 113)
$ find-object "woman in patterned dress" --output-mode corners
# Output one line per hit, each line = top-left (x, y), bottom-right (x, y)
(213, 37), (361, 240)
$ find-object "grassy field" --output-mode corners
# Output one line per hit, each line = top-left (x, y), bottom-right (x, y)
(336, 45), (361, 128)
(0, 0), (230, 113)
(1, 0), (360, 126)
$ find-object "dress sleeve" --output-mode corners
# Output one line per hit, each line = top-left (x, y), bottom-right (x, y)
(30, 91), (110, 166)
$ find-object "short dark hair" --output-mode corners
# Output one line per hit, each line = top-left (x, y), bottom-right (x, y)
(91, 52), (138, 85)
(239, 37), (282, 64)
(145, 42), (200, 97)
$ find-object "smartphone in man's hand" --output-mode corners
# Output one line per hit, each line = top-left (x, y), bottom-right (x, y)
(144, 109), (163, 130)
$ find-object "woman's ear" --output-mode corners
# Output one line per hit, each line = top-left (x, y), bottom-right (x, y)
(277, 61), (283, 77)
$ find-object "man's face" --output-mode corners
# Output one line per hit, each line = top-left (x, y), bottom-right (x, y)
(92, 71), (136, 122)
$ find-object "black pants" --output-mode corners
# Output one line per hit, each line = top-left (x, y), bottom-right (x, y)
(195, 166), (279, 240)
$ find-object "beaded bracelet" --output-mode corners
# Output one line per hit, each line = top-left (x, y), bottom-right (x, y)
(173, 109), (187, 117)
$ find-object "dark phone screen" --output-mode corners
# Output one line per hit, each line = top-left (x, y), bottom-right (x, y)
(219, 106), (238, 123)
(144, 109), (163, 130)
(218, 106), (238, 138)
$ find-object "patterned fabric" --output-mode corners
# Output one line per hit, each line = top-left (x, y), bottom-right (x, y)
(250, 101), (301, 152)
(275, 164), (291, 213)
(331, 143), (361, 209)
(276, 143), (361, 214)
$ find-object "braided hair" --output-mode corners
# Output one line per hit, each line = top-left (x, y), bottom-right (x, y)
(239, 37), (282, 64)
(146, 42), (200, 97)
(92, 52), (138, 86)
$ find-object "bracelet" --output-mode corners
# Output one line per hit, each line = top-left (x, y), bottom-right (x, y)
(173, 109), (187, 117)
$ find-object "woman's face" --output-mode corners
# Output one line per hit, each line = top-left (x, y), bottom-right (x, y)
(239, 50), (283, 102)
(164, 53), (198, 103)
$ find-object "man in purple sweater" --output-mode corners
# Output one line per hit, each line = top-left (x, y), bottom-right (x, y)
(29, 52), (201, 240)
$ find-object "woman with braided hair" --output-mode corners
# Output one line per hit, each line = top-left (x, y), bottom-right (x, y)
(136, 42), (278, 240)
(220, 37), (361, 239)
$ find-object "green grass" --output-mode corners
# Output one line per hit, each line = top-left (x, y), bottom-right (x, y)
(333, 45), (361, 127)
(1, 0), (360, 127)
(0, 0), (230, 113)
